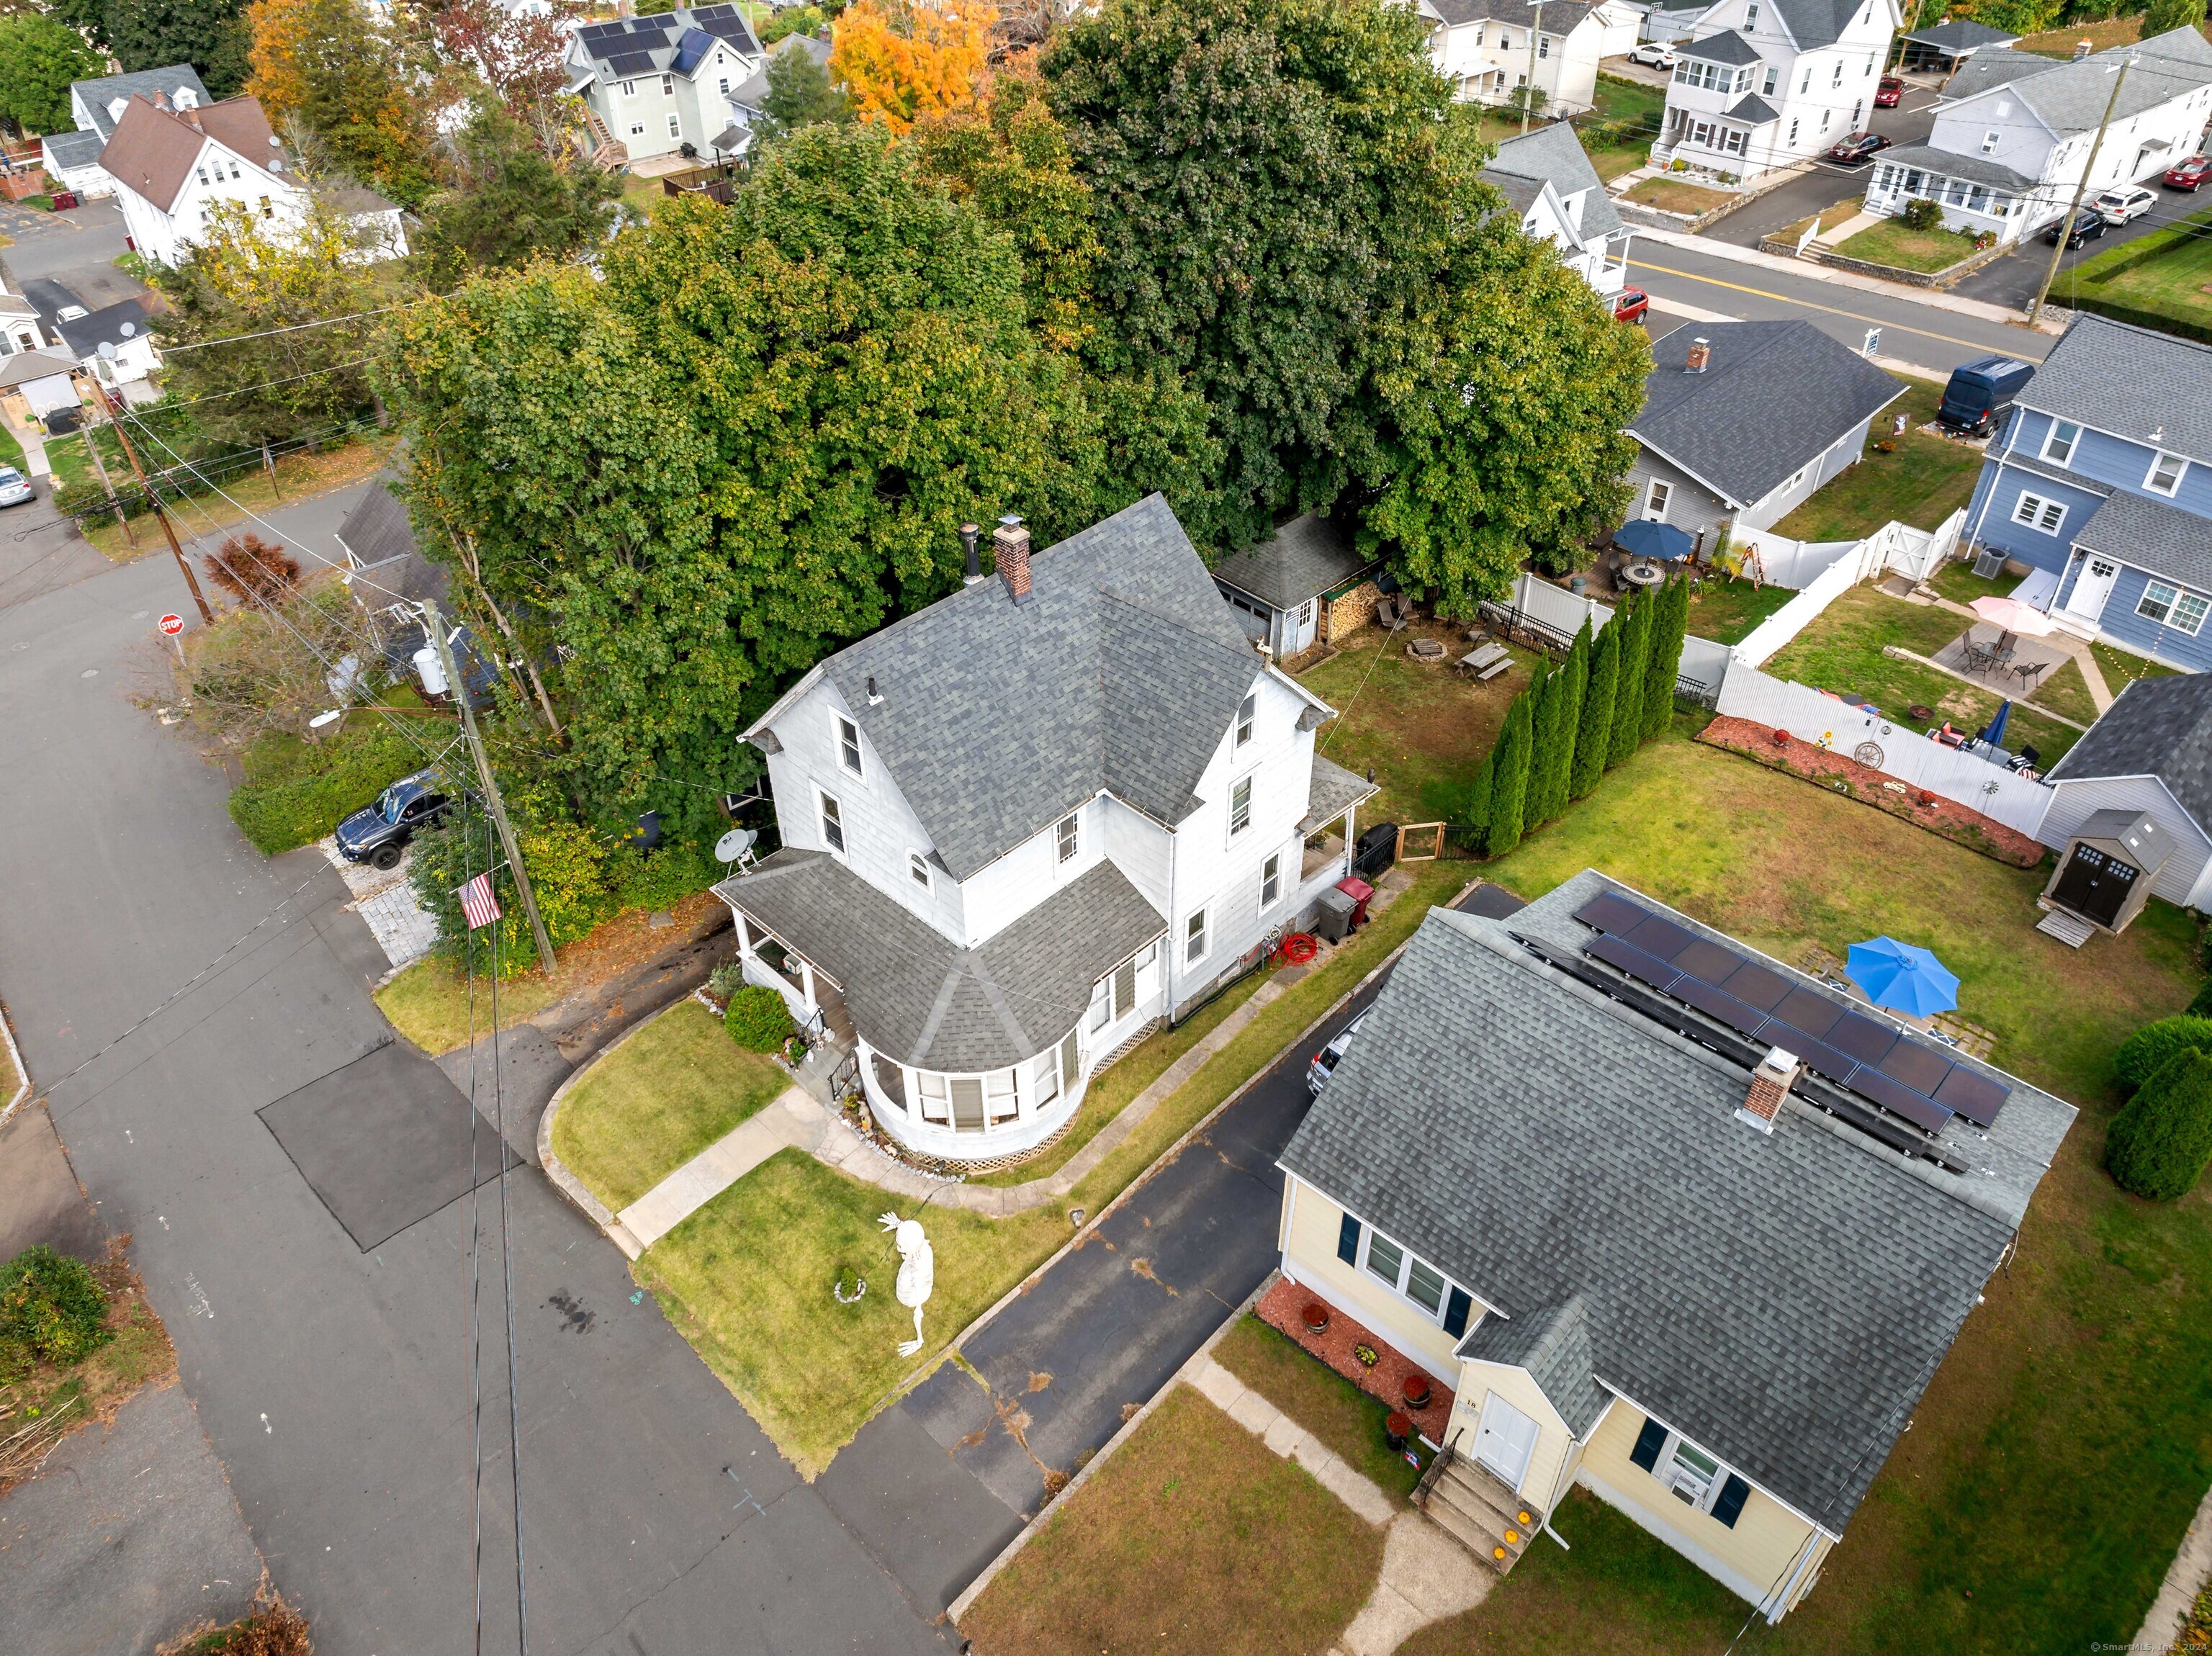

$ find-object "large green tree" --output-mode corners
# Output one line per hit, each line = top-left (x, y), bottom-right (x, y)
(1486, 685), (1534, 857)
(1572, 618), (1617, 800)
(2107, 1046), (2212, 1201)
(413, 101), (621, 293)
(109, 0), (253, 94)
(0, 14), (100, 134)
(750, 40), (854, 147)
(1606, 590), (1650, 770)
(1640, 575), (1690, 740)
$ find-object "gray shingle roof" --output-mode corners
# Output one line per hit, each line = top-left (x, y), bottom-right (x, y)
(2046, 674), (2212, 828)
(1213, 513), (1374, 609)
(1947, 29), (2212, 135)
(40, 129), (105, 171)
(714, 849), (1166, 1071)
(1279, 873), (2073, 1534)
(1903, 18), (2018, 50)
(1298, 753), (1377, 836)
(1634, 322), (1904, 508)
(2071, 487), (2212, 594)
(336, 472), (451, 608)
(1680, 28), (1764, 66)
(2021, 312), (2212, 469)
(1768, 0), (1866, 50)
(774, 494), (1277, 882)
(1488, 121), (1623, 241)
(1428, 0), (1596, 35)
(71, 65), (210, 140)
(50, 297), (154, 361)
(1725, 91), (1782, 124)
(1878, 142), (2036, 191)
(1457, 1293), (1606, 1436)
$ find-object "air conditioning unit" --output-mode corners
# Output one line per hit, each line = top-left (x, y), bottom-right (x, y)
(1973, 546), (2006, 579)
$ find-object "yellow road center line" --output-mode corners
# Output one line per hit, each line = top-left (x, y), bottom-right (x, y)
(1626, 257), (2044, 356)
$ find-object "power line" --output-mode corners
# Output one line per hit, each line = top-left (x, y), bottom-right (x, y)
(156, 301), (424, 354)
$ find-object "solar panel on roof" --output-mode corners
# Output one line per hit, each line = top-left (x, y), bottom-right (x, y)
(1575, 891), (1650, 936)
(1826, 1013), (1899, 1066)
(580, 22), (624, 40)
(1673, 938), (1741, 981)
(1718, 960), (1792, 1012)
(1876, 1040), (1950, 1094)
(1772, 988), (1844, 1042)
(1849, 1069), (1954, 1134)
(1934, 1066), (2007, 1127)
(700, 14), (752, 37)
(604, 49), (658, 73)
(1625, 914), (1696, 961)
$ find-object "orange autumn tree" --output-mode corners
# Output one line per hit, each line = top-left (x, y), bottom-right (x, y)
(830, 0), (991, 132)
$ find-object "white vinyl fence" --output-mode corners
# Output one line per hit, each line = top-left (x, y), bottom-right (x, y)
(1731, 510), (1967, 667)
(1714, 666), (2054, 839)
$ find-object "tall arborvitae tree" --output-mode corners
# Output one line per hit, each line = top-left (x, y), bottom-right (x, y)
(1463, 751), (1496, 858)
(1641, 575), (1691, 741)
(2108, 1046), (2212, 1201)
(1573, 618), (1617, 800)
(1529, 664), (1566, 832)
(1487, 690), (1534, 857)
(1543, 621), (1590, 822)
(1607, 590), (1652, 770)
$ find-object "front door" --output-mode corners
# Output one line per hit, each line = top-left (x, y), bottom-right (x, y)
(1472, 1391), (1540, 1492)
(2064, 554), (2121, 625)
(2051, 843), (2138, 928)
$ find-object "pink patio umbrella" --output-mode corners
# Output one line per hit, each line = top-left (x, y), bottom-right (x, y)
(1969, 595), (2058, 636)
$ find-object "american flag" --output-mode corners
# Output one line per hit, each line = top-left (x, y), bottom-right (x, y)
(456, 872), (502, 931)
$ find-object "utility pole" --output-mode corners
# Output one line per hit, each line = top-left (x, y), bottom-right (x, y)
(2028, 53), (2133, 329)
(423, 596), (559, 977)
(1521, 0), (1545, 134)
(79, 409), (136, 551)
(99, 386), (212, 624)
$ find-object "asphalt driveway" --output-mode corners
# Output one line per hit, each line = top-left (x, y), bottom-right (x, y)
(1699, 80), (1942, 249)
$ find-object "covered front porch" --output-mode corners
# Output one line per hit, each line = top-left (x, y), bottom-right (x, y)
(1298, 752), (1381, 908)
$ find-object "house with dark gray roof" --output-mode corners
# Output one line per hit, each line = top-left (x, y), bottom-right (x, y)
(2036, 674), (2212, 930)
(1275, 871), (2070, 1614)
(44, 65), (213, 200)
(1897, 16), (2017, 74)
(1210, 513), (1381, 657)
(1654, 0), (1902, 181)
(1627, 321), (1902, 546)
(1416, 0), (1640, 116)
(1868, 27), (2212, 244)
(1483, 122), (1635, 298)
(714, 496), (1377, 1165)
(1961, 313), (2212, 673)
(562, 5), (763, 166)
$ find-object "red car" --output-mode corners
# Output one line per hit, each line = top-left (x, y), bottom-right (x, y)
(1875, 74), (1905, 107)
(1611, 287), (1649, 323)
(2164, 154), (2212, 189)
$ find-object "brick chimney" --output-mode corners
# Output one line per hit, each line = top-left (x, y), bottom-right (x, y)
(1737, 1048), (1800, 1134)
(994, 514), (1032, 605)
(1686, 337), (1711, 374)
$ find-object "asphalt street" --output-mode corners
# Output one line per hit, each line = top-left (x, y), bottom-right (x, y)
(0, 532), (955, 1653)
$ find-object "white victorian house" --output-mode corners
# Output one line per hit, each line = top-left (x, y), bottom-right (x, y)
(564, 5), (765, 166)
(1652, 0), (1900, 181)
(1417, 0), (1641, 117)
(715, 496), (1377, 1165)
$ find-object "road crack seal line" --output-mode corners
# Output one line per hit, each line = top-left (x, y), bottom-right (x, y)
(1128, 1258), (1179, 1297)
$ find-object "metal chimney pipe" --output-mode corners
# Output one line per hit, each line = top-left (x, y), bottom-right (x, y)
(961, 523), (981, 586)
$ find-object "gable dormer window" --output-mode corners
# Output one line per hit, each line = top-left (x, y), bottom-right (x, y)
(1236, 691), (1256, 748)
(1743, 3), (1756, 28)
(1982, 129), (2000, 153)
(1056, 811), (1079, 863)
(2148, 451), (2188, 495)
(835, 711), (863, 776)
(909, 852), (930, 889)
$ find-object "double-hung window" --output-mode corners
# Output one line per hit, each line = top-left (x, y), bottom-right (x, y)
(1056, 811), (1079, 863)
(667, 112), (681, 138)
(1236, 692), (1256, 749)
(661, 73), (674, 94)
(1339, 1215), (1474, 1335)
(1537, 33), (1549, 58)
(909, 852), (930, 890)
(2012, 492), (2064, 534)
(2139, 581), (2210, 634)
(1261, 852), (1282, 910)
(1981, 129), (2001, 155)
(819, 791), (846, 853)
(2147, 451), (2188, 495)
(1832, 59), (1843, 87)
(1763, 65), (1778, 94)
(836, 712), (863, 776)
(2043, 420), (2080, 464)
(1229, 775), (1253, 837)
(1744, 1), (1758, 26)
(1645, 478), (1672, 519)
(1184, 909), (1208, 965)
(1628, 1419), (1754, 1527)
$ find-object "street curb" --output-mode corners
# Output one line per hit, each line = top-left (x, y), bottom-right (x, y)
(0, 996), (30, 1128)
(536, 995), (693, 1249)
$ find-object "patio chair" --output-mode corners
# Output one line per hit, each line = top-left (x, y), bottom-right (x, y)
(1376, 595), (1408, 631)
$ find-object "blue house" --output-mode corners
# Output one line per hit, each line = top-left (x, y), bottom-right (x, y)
(1962, 314), (2212, 672)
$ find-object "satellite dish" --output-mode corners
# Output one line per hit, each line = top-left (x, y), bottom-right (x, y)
(97, 341), (117, 360)
(716, 827), (757, 865)
(120, 321), (135, 338)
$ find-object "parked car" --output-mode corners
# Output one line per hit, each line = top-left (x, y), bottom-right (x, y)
(1874, 74), (1905, 107)
(333, 770), (457, 870)
(1826, 132), (1891, 166)
(2041, 207), (2108, 249)
(1307, 1009), (1370, 1097)
(0, 467), (32, 508)
(1611, 286), (1650, 323)
(2164, 154), (2212, 189)
(2092, 184), (2157, 224)
(1627, 42), (1677, 68)
(1936, 354), (2034, 437)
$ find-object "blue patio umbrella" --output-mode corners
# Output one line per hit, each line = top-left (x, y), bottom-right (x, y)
(1845, 937), (1961, 1019)
(1978, 699), (2011, 749)
(1614, 520), (1695, 562)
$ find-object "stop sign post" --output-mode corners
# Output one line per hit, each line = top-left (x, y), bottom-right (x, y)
(158, 611), (186, 672)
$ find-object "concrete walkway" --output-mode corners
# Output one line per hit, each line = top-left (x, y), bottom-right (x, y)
(614, 1084), (824, 1254)
(1812, 210), (1881, 248)
(2137, 1475), (2212, 1654)
(1898, 585), (2116, 715)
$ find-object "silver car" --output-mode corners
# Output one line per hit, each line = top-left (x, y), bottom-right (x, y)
(1306, 1009), (1370, 1097)
(0, 467), (32, 508)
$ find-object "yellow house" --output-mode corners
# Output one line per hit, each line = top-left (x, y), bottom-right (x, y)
(1275, 871), (2072, 1620)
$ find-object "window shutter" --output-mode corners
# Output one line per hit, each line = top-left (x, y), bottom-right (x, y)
(1443, 1287), (1473, 1338)
(1629, 1418), (1669, 1472)
(1712, 1474), (1751, 1529)
(1114, 957), (1137, 1017)
(1337, 1213), (1362, 1264)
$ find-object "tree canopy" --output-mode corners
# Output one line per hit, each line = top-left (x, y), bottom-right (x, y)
(413, 101), (621, 293)
(830, 0), (990, 132)
(108, 0), (253, 94)
(752, 40), (855, 147)
(246, 0), (437, 205)
(0, 14), (102, 134)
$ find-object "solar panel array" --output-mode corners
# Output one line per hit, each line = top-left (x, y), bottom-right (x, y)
(1573, 891), (2007, 1135)
(691, 3), (757, 38)
(603, 48), (658, 73)
(670, 25), (714, 74)
(580, 14), (678, 68)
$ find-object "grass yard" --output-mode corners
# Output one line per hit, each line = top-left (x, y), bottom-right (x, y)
(1770, 377), (1982, 544)
(1762, 584), (2081, 762)
(2028, 657), (2098, 725)
(1627, 176), (1735, 216)
(1, 1248), (176, 1493)
(0, 419), (24, 473)
(550, 999), (788, 1212)
(1928, 558), (2011, 608)
(1469, 726), (2211, 1655)
(2057, 202), (2212, 337)
(1213, 1313), (1424, 1501)
(1582, 78), (1663, 181)
(1831, 217), (1982, 274)
(639, 863), (1467, 1475)
(2094, 638), (2180, 688)
(1297, 619), (1539, 829)
(1683, 576), (1796, 645)
(86, 433), (398, 563)
(2016, 15), (2149, 56)
(957, 1385), (1385, 1656)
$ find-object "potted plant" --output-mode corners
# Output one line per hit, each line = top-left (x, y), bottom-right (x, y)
(1385, 1411), (1411, 1454)
(1403, 1372), (1433, 1409)
(1353, 1342), (1380, 1369)
(1301, 1300), (1330, 1335)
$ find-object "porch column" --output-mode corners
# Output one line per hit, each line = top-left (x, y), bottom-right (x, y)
(734, 912), (752, 960)
(799, 959), (819, 1015)
(1343, 800), (1357, 880)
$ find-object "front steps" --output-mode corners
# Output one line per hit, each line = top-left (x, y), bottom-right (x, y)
(1413, 1444), (1538, 1575)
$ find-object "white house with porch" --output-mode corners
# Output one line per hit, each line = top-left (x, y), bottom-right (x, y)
(1416, 0), (1641, 117)
(714, 495), (1377, 1165)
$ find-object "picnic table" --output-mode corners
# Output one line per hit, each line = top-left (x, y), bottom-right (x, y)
(1457, 642), (1511, 681)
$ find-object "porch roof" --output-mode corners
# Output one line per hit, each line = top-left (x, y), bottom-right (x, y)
(1299, 753), (1379, 837)
(2072, 488), (2212, 594)
(1876, 143), (2035, 192)
(714, 850), (1166, 1074)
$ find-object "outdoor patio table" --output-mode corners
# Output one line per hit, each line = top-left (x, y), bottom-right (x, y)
(1622, 561), (1663, 588)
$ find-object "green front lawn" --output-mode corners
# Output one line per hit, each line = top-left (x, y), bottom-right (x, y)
(2094, 639), (2180, 690)
(1471, 726), (2206, 1655)
(1761, 584), (2080, 762)
(374, 955), (568, 1055)
(2058, 204), (2212, 330)
(1683, 576), (1796, 645)
(958, 1385), (1385, 1656)
(1832, 217), (1982, 274)
(638, 863), (1469, 1475)
(1627, 176), (1735, 216)
(1213, 1313), (1425, 1500)
(1771, 377), (1982, 544)
(1583, 78), (1663, 181)
(551, 999), (788, 1212)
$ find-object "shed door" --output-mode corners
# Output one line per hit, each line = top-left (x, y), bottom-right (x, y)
(2052, 843), (2136, 928)
(1473, 1391), (1540, 1493)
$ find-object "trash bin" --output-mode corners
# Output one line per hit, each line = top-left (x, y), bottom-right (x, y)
(1336, 876), (1375, 929)
(1353, 822), (1398, 880)
(1314, 886), (1357, 945)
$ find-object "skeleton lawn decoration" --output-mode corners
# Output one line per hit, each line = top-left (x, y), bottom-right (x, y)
(881, 1212), (935, 1358)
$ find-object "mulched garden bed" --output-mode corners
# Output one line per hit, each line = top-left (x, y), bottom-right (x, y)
(1256, 1277), (1455, 1444)
(1699, 715), (2045, 868)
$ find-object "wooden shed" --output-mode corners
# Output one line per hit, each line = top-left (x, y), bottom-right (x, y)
(2038, 809), (2171, 943)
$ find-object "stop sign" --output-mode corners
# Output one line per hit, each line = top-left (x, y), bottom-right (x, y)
(158, 613), (184, 636)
